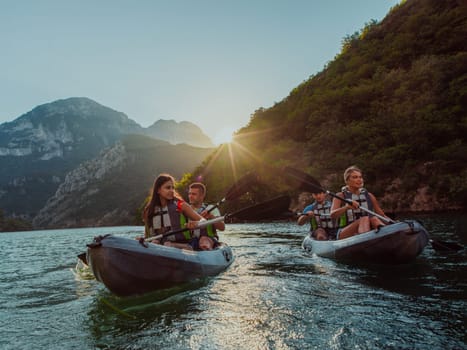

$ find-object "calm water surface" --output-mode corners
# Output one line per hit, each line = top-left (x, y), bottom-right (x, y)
(0, 213), (466, 349)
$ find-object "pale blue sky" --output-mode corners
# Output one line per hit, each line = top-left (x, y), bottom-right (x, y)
(0, 0), (399, 144)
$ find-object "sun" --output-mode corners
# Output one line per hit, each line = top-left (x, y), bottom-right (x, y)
(213, 127), (235, 145)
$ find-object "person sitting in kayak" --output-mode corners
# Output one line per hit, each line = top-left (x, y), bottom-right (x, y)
(188, 182), (225, 250)
(297, 191), (337, 240)
(142, 173), (203, 249)
(330, 165), (389, 240)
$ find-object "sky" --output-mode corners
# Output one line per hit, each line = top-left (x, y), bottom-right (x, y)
(0, 0), (399, 145)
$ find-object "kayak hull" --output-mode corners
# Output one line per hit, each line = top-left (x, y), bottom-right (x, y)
(302, 220), (429, 264)
(86, 235), (234, 296)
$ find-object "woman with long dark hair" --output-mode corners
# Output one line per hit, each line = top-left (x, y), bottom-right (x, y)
(143, 173), (203, 249)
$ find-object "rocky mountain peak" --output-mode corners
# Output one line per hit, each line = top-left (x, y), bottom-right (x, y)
(146, 119), (214, 148)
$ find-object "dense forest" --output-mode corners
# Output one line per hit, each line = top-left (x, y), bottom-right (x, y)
(0, 209), (31, 232)
(179, 0), (467, 214)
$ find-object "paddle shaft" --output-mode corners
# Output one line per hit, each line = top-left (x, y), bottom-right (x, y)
(145, 216), (226, 242)
(207, 200), (223, 214)
(146, 201), (257, 241)
(325, 190), (396, 224)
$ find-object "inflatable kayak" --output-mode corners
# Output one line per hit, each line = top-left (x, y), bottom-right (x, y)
(86, 234), (234, 296)
(302, 220), (429, 264)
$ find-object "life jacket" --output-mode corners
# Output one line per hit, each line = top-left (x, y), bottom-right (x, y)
(192, 204), (218, 239)
(147, 199), (191, 242)
(308, 200), (335, 230)
(339, 187), (373, 227)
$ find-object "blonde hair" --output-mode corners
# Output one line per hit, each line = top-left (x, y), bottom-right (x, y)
(344, 165), (362, 182)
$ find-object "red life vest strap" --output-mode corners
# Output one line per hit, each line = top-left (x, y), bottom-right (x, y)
(176, 199), (184, 212)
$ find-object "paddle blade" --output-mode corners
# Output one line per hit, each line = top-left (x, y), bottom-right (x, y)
(282, 167), (324, 194)
(225, 172), (258, 200)
(77, 252), (88, 265)
(430, 239), (463, 252)
(229, 195), (291, 220)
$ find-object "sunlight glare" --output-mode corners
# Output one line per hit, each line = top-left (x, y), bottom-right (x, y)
(213, 126), (236, 145)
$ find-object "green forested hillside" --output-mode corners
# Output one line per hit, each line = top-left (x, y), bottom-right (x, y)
(0, 209), (32, 232)
(183, 0), (467, 213)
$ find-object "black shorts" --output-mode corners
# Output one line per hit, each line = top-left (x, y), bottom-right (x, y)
(311, 228), (337, 240)
(189, 236), (220, 250)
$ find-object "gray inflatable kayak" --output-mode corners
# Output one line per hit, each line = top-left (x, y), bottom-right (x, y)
(86, 234), (234, 296)
(302, 220), (429, 264)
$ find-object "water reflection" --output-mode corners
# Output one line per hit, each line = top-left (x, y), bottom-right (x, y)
(85, 281), (210, 349)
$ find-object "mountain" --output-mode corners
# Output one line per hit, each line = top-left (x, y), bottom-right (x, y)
(183, 0), (467, 213)
(145, 119), (215, 148)
(0, 97), (142, 159)
(0, 97), (213, 219)
(33, 135), (214, 228)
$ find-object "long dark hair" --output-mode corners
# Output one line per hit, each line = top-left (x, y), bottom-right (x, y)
(143, 173), (183, 226)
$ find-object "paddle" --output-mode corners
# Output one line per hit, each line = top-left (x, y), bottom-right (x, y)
(206, 172), (258, 213)
(283, 166), (463, 252)
(141, 190), (306, 243)
(140, 206), (257, 246)
(77, 252), (87, 264)
(143, 216), (226, 243)
(227, 194), (292, 220)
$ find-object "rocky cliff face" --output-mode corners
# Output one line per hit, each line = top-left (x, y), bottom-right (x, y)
(33, 142), (128, 228)
(378, 162), (464, 213)
(32, 135), (214, 229)
(0, 118), (72, 159)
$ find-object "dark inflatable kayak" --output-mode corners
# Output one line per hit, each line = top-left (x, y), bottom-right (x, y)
(86, 234), (234, 296)
(302, 220), (429, 264)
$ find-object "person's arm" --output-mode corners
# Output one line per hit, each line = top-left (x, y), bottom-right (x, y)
(369, 193), (387, 217)
(206, 207), (225, 231)
(330, 192), (358, 219)
(214, 222), (225, 231)
(297, 213), (311, 226)
(181, 202), (204, 229)
(297, 206), (314, 226)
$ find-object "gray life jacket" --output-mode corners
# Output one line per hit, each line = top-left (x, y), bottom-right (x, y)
(339, 187), (373, 226)
(309, 200), (335, 230)
(150, 199), (190, 242)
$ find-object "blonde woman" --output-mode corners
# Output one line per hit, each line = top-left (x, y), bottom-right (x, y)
(330, 166), (389, 240)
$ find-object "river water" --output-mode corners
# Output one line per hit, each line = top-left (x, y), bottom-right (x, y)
(1, 212), (466, 350)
